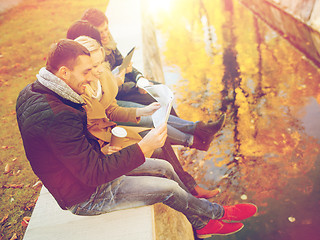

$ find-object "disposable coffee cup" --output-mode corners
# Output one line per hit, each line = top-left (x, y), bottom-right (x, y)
(110, 126), (127, 147)
(137, 78), (150, 89)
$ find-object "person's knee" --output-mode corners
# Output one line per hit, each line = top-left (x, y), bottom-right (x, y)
(156, 177), (180, 194)
(150, 158), (176, 178)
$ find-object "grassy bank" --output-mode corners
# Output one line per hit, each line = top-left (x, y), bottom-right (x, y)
(0, 0), (108, 239)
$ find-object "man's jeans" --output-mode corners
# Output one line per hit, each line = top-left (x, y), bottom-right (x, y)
(68, 159), (224, 229)
(116, 100), (195, 147)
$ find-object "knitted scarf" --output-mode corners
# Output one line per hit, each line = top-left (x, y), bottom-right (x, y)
(36, 67), (84, 104)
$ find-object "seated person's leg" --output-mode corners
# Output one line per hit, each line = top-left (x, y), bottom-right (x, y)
(127, 158), (189, 192)
(139, 130), (220, 199)
(116, 100), (226, 150)
(138, 130), (196, 192)
(116, 100), (194, 146)
(68, 157), (256, 237)
(68, 158), (223, 230)
(167, 115), (195, 134)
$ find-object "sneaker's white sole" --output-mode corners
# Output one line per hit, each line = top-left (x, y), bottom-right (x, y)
(196, 224), (244, 239)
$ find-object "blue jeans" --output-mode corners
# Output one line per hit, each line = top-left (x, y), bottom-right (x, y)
(116, 100), (195, 147)
(67, 159), (224, 229)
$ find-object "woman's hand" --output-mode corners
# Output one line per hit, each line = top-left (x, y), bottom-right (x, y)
(136, 102), (161, 117)
(101, 144), (122, 155)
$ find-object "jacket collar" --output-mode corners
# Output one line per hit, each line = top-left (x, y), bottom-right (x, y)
(36, 67), (84, 105)
(32, 80), (85, 109)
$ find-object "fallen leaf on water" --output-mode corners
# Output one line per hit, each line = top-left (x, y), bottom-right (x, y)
(0, 214), (9, 224)
(32, 180), (42, 189)
(24, 202), (35, 211)
(4, 164), (11, 174)
(21, 217), (30, 228)
(9, 233), (17, 240)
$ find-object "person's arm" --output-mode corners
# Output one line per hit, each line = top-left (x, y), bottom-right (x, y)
(117, 81), (136, 95)
(125, 67), (143, 83)
(47, 111), (145, 187)
(138, 123), (167, 155)
(106, 98), (139, 123)
(106, 99), (161, 122)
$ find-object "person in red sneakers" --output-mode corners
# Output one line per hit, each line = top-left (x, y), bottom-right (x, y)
(16, 39), (256, 239)
(196, 203), (258, 238)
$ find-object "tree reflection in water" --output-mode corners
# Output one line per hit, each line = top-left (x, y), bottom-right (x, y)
(153, 0), (320, 239)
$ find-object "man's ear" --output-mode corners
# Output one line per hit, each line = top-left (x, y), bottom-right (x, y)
(56, 66), (70, 81)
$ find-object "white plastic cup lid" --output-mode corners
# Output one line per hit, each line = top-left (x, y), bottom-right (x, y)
(111, 126), (127, 138)
(137, 78), (150, 88)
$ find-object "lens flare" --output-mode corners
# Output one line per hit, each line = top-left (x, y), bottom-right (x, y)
(147, 0), (173, 13)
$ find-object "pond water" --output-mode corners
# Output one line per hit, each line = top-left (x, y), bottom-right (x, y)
(151, 0), (320, 239)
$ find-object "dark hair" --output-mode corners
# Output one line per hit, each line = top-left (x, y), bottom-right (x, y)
(81, 8), (108, 27)
(66, 20), (102, 46)
(46, 39), (90, 74)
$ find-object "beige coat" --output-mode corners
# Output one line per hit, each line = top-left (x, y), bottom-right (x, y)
(81, 68), (149, 150)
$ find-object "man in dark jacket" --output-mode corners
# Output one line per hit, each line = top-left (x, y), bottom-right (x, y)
(16, 39), (257, 238)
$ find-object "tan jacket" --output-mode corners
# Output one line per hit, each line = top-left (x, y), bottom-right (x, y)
(81, 68), (151, 154)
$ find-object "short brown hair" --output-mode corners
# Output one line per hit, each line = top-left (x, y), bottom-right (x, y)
(46, 39), (90, 74)
(66, 20), (102, 46)
(81, 8), (108, 27)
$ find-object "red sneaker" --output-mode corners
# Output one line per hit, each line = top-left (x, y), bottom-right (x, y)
(221, 203), (258, 221)
(196, 219), (244, 238)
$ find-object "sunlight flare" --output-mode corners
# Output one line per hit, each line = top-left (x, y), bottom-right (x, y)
(147, 0), (173, 13)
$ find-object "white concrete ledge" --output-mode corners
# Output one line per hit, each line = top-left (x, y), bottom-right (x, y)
(23, 187), (156, 240)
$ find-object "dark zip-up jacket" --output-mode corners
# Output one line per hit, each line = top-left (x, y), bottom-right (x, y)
(16, 80), (145, 209)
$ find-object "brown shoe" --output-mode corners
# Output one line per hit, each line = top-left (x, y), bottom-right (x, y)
(190, 135), (211, 151)
(193, 185), (221, 199)
(192, 113), (226, 151)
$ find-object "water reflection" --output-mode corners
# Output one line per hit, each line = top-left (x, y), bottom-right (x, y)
(153, 0), (320, 239)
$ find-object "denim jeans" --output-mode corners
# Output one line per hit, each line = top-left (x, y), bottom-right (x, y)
(67, 159), (224, 229)
(116, 100), (195, 147)
(139, 130), (197, 194)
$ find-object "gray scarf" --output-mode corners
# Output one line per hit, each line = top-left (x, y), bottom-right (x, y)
(37, 67), (84, 104)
